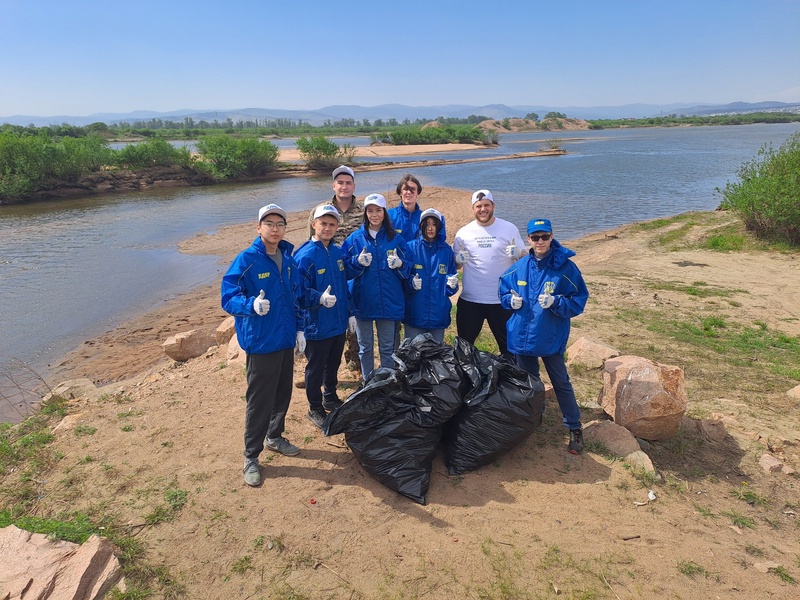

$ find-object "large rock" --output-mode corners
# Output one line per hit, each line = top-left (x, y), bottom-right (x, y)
(227, 335), (246, 365)
(787, 384), (800, 401)
(43, 378), (101, 403)
(215, 316), (236, 346)
(598, 355), (687, 441)
(0, 525), (125, 599)
(566, 337), (620, 369)
(162, 329), (217, 362)
(584, 420), (641, 456)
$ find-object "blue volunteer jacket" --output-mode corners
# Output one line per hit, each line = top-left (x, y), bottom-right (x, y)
(221, 237), (302, 355)
(293, 238), (353, 340)
(404, 230), (459, 329)
(498, 239), (589, 357)
(341, 224), (413, 320)
(388, 203), (448, 242)
(387, 203), (421, 243)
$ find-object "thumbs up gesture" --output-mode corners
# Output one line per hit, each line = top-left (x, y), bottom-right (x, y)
(387, 252), (403, 269)
(319, 285), (337, 308)
(446, 274), (459, 289)
(411, 274), (422, 290)
(253, 290), (270, 315)
(538, 293), (555, 309)
(510, 290), (523, 310)
(357, 247), (373, 267)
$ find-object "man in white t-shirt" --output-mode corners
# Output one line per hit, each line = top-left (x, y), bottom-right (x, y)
(452, 189), (526, 357)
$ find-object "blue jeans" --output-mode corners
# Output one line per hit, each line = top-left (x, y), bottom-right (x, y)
(515, 353), (582, 431)
(403, 325), (445, 344)
(356, 318), (397, 381)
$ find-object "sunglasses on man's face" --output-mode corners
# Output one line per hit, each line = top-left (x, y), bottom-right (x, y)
(529, 233), (552, 242)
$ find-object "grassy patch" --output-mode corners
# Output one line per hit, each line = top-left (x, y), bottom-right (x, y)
(677, 560), (719, 581)
(646, 280), (746, 298)
(721, 510), (756, 529)
(730, 483), (768, 506)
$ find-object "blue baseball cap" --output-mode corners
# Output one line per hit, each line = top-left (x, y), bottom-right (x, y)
(527, 218), (552, 234)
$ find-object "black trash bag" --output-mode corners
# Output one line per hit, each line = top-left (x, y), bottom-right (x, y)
(443, 337), (546, 475)
(394, 333), (464, 426)
(322, 368), (442, 504)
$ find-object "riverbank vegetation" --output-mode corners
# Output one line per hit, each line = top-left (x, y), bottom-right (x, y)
(717, 131), (800, 246)
(587, 111), (800, 129)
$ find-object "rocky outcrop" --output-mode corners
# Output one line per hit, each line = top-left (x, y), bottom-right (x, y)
(162, 329), (217, 362)
(215, 316), (236, 346)
(583, 420), (641, 456)
(0, 525), (125, 599)
(227, 334), (246, 365)
(566, 337), (620, 369)
(598, 356), (687, 441)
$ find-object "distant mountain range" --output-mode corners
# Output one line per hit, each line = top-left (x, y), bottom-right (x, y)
(3, 101), (799, 127)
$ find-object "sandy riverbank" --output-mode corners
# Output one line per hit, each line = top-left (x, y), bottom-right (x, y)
(26, 195), (800, 599)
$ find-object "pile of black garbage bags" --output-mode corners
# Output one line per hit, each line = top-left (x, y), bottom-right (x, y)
(323, 335), (545, 504)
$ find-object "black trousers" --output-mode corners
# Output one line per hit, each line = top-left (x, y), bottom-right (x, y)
(244, 348), (294, 460)
(304, 333), (346, 410)
(455, 297), (512, 356)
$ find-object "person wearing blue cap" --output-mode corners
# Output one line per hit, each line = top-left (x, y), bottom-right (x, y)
(403, 208), (459, 343)
(498, 218), (589, 454)
(222, 203), (305, 486)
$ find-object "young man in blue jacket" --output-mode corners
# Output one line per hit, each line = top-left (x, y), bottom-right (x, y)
(387, 173), (423, 242)
(403, 208), (459, 343)
(294, 204), (357, 428)
(498, 218), (589, 454)
(221, 203), (305, 487)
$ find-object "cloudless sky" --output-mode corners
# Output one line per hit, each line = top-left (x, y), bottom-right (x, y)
(1, 0), (798, 116)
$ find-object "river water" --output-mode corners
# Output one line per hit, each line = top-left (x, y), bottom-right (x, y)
(1, 123), (798, 420)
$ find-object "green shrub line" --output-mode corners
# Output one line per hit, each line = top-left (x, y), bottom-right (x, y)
(717, 131), (800, 246)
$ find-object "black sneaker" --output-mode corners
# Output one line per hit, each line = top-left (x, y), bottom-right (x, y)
(306, 409), (327, 429)
(322, 398), (343, 412)
(568, 429), (584, 455)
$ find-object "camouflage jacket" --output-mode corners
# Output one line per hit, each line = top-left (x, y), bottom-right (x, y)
(307, 195), (364, 245)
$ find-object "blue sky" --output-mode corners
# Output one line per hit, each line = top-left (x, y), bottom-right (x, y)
(1, 0), (798, 117)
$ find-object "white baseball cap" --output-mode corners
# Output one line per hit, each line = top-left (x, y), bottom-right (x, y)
(332, 165), (355, 180)
(312, 204), (341, 220)
(419, 208), (443, 225)
(471, 189), (494, 205)
(364, 193), (387, 209)
(258, 203), (287, 222)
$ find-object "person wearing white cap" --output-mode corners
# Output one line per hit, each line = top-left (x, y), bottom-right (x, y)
(452, 189), (526, 357)
(341, 193), (413, 382)
(403, 208), (459, 343)
(306, 165), (365, 376)
(293, 204), (358, 429)
(221, 203), (304, 486)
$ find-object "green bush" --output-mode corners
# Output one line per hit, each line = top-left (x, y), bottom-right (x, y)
(196, 136), (279, 179)
(717, 132), (800, 246)
(114, 138), (190, 170)
(295, 135), (354, 171)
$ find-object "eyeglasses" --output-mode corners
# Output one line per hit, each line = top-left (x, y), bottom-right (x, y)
(529, 233), (552, 242)
(260, 221), (286, 230)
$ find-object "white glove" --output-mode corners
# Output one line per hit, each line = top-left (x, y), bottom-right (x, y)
(253, 290), (270, 315)
(357, 247), (373, 267)
(538, 293), (555, 309)
(348, 316), (357, 334)
(295, 331), (306, 354)
(411, 274), (422, 290)
(446, 274), (459, 289)
(510, 290), (523, 310)
(505, 244), (523, 259)
(319, 285), (337, 308)
(454, 249), (471, 266)
(387, 253), (403, 269)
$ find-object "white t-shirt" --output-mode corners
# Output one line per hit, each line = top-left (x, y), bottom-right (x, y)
(453, 218), (526, 304)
